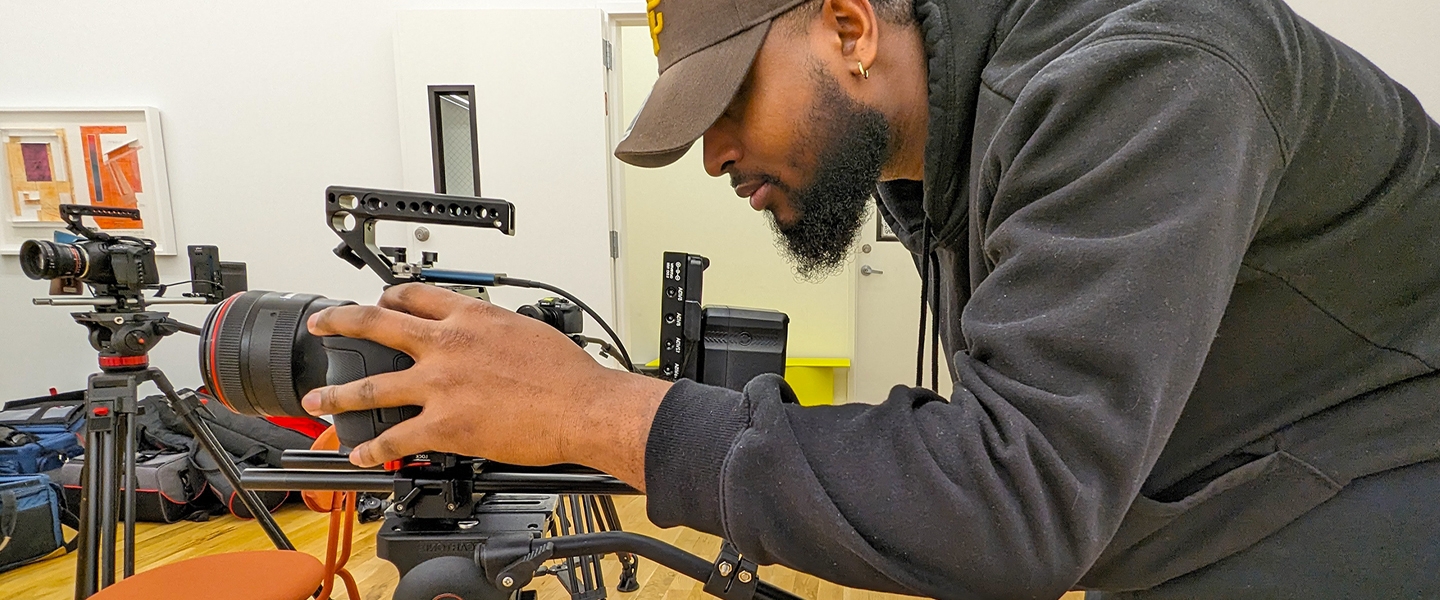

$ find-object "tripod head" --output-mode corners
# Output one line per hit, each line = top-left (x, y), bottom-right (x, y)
(72, 311), (198, 372)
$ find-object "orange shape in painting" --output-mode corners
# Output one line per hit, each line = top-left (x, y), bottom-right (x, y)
(80, 125), (145, 230)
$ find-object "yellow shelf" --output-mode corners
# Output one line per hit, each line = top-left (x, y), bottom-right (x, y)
(786, 357), (850, 368)
(641, 357), (848, 406)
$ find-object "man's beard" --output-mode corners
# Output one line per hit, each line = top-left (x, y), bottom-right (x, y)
(768, 69), (891, 281)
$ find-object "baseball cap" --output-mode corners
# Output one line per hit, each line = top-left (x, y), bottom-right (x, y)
(614, 0), (810, 168)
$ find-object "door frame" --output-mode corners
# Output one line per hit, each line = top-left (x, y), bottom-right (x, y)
(602, 6), (648, 351)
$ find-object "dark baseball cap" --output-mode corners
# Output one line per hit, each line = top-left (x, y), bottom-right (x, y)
(614, 0), (810, 168)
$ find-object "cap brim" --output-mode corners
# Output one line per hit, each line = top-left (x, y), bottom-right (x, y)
(614, 22), (770, 168)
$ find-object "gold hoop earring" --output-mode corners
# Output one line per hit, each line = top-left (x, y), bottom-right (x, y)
(857, 61), (870, 79)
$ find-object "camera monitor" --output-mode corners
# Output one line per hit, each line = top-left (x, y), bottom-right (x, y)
(657, 251), (788, 391)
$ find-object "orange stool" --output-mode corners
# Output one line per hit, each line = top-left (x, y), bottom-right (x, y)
(88, 550), (324, 600)
(302, 426), (363, 600)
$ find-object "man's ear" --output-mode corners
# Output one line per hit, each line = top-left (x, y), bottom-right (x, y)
(820, 0), (879, 75)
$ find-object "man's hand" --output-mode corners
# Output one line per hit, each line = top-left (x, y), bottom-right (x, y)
(299, 283), (672, 490)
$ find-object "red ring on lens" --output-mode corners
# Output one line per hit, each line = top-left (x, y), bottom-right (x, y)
(205, 293), (241, 412)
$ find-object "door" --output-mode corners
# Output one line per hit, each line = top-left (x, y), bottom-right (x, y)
(851, 204), (953, 403)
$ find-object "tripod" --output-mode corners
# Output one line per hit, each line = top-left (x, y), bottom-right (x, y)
(69, 310), (294, 599)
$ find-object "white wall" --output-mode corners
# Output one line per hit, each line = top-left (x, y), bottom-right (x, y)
(392, 9), (615, 318)
(1285, 0), (1440, 111)
(0, 0), (639, 402)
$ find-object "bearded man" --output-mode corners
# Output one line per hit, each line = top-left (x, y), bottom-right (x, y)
(301, 0), (1440, 597)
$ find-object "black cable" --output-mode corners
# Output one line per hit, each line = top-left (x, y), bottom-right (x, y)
(929, 250), (942, 392)
(496, 276), (635, 373)
(152, 279), (199, 297)
(916, 220), (932, 388)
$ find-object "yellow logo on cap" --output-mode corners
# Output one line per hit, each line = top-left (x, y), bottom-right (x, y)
(647, 0), (664, 55)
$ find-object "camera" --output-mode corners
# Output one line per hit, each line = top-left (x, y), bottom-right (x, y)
(20, 204), (160, 301)
(20, 235), (158, 295)
(21, 204), (244, 311)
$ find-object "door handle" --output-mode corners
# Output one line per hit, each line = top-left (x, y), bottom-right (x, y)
(861, 265), (883, 276)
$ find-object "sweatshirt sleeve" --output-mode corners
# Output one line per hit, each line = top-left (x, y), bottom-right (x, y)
(644, 39), (1285, 599)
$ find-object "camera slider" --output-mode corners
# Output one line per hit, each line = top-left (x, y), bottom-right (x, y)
(242, 452), (801, 600)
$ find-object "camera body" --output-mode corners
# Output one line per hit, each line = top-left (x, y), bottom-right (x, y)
(19, 205), (161, 302)
(21, 235), (159, 297)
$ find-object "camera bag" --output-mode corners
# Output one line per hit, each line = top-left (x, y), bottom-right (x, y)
(52, 451), (209, 523)
(0, 391), (86, 477)
(0, 473), (77, 573)
(189, 448), (288, 519)
(136, 395), (307, 518)
(0, 397), (85, 476)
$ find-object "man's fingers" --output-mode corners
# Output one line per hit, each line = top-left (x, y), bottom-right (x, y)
(349, 417), (439, 468)
(306, 303), (431, 355)
(376, 283), (477, 320)
(301, 370), (417, 416)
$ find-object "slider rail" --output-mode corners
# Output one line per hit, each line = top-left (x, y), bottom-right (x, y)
(244, 458), (639, 496)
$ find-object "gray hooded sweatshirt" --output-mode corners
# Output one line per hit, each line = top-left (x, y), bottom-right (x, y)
(643, 0), (1440, 597)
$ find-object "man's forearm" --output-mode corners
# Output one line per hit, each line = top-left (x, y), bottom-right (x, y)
(566, 370), (672, 491)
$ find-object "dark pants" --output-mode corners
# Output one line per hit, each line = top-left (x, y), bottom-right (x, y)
(1088, 458), (1440, 600)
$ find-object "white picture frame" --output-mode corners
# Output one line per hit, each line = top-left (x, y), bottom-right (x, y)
(0, 107), (177, 255)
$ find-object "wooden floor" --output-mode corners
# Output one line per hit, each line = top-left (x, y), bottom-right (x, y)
(1, 496), (1085, 600)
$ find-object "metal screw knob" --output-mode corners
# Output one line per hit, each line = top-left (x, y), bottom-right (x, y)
(501, 576), (515, 588)
(414, 226), (431, 241)
(718, 561), (733, 577)
(737, 570), (753, 584)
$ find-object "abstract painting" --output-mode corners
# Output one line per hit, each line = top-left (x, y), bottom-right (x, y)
(3, 128), (74, 223)
(0, 108), (175, 254)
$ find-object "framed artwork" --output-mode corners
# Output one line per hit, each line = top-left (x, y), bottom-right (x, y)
(0, 108), (176, 254)
(876, 212), (900, 242)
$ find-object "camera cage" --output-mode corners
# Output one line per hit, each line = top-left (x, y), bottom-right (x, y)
(324, 186), (515, 286)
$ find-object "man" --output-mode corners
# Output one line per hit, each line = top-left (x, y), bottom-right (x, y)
(300, 0), (1440, 597)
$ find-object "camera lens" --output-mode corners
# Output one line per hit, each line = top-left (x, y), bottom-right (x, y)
(199, 290), (418, 447)
(19, 240), (87, 281)
(199, 291), (347, 417)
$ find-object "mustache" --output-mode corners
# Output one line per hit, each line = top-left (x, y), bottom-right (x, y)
(729, 171), (790, 194)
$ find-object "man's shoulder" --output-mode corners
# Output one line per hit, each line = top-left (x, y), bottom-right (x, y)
(985, 0), (1307, 103)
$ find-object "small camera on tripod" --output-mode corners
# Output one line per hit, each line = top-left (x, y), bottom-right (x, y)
(21, 204), (244, 311)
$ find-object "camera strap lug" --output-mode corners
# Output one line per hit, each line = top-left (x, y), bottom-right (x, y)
(704, 541), (758, 600)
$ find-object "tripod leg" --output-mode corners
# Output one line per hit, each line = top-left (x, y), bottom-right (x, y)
(74, 424), (103, 599)
(121, 411), (138, 578)
(100, 423), (120, 589)
(582, 495), (607, 598)
(598, 496), (639, 593)
(148, 370), (295, 551)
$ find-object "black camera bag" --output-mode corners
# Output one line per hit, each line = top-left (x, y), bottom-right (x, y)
(52, 451), (209, 523)
(189, 448), (288, 519)
(136, 395), (308, 518)
(0, 473), (77, 573)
